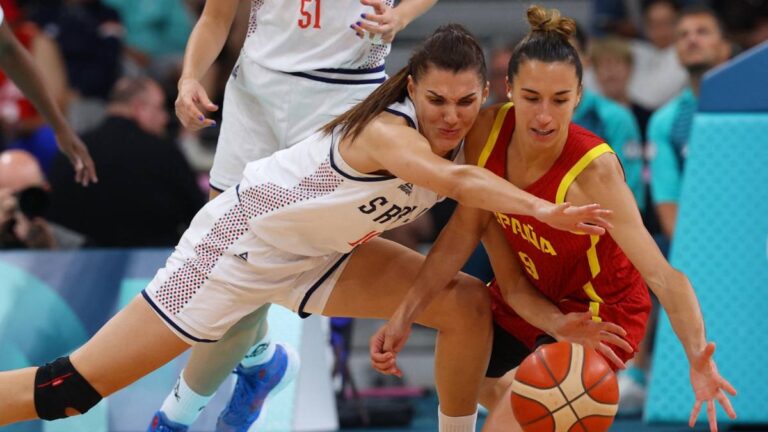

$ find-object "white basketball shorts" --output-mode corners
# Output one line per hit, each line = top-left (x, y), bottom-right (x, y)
(142, 186), (351, 344)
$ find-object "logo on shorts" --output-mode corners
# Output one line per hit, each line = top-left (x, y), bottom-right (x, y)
(398, 183), (413, 196)
(236, 252), (249, 262)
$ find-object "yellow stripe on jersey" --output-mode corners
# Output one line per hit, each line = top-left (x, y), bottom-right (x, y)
(553, 142), (614, 321)
(586, 234), (601, 278)
(477, 102), (514, 168)
(555, 143), (614, 204)
(582, 281), (605, 304)
(589, 300), (603, 323)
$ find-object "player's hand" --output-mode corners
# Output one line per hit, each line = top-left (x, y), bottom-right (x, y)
(175, 77), (218, 131)
(54, 126), (98, 186)
(535, 202), (613, 236)
(688, 342), (737, 432)
(551, 311), (632, 369)
(350, 0), (403, 44)
(369, 315), (413, 377)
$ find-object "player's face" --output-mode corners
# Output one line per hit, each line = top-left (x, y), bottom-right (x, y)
(508, 60), (581, 148)
(408, 67), (488, 155)
(676, 14), (729, 73)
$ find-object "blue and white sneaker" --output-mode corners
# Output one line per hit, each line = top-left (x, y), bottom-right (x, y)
(216, 343), (300, 432)
(147, 411), (189, 432)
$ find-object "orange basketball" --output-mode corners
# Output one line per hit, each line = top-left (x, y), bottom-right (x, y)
(510, 341), (618, 432)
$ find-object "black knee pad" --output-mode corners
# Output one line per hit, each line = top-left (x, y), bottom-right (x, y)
(34, 356), (102, 420)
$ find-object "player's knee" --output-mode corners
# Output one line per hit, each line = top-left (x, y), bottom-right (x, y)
(452, 274), (492, 323)
(34, 356), (102, 421)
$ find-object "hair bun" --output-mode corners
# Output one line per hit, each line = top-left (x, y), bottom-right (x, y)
(526, 5), (576, 39)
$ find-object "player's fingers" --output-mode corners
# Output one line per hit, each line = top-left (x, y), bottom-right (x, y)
(717, 392), (737, 419)
(71, 157), (84, 185)
(81, 153), (98, 184)
(370, 351), (393, 362)
(195, 89), (218, 112)
(360, 11), (387, 26)
(689, 400), (702, 428)
(720, 377), (737, 396)
(370, 354), (394, 369)
(358, 20), (390, 35)
(598, 343), (626, 370)
(588, 216), (614, 230)
(369, 331), (385, 354)
(576, 222), (606, 236)
(372, 359), (396, 372)
(599, 321), (628, 337)
(177, 97), (207, 128)
(707, 400), (718, 432)
(360, 0), (386, 15)
(600, 331), (633, 353)
(350, 23), (365, 38)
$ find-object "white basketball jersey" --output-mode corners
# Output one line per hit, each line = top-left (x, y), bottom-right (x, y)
(243, 0), (392, 76)
(238, 98), (458, 257)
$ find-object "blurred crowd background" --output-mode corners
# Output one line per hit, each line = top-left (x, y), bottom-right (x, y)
(0, 0), (766, 422)
(1, 0), (766, 251)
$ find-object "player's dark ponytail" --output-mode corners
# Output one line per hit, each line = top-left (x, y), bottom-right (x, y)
(323, 23), (486, 140)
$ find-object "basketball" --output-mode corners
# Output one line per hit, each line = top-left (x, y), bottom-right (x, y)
(510, 342), (619, 432)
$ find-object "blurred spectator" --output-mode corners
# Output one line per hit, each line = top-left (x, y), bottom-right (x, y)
(0, 149), (84, 248)
(47, 77), (205, 247)
(590, 37), (653, 139)
(487, 43), (514, 104)
(628, 0), (689, 110)
(570, 26), (646, 211)
(31, 0), (124, 132)
(648, 4), (730, 240)
(590, 35), (663, 243)
(101, 0), (193, 84)
(591, 0), (643, 38)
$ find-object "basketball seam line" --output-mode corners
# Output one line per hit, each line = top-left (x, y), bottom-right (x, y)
(540, 346), (588, 431)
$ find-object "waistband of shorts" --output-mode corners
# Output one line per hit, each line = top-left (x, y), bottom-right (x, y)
(286, 65), (387, 85)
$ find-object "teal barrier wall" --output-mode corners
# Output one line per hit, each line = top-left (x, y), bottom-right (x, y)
(645, 113), (768, 424)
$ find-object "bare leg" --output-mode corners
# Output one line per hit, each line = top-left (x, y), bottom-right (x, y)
(182, 304), (271, 395)
(322, 238), (492, 417)
(0, 296), (189, 425)
(480, 368), (522, 432)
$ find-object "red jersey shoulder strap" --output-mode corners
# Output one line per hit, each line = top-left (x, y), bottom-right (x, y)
(477, 103), (514, 172)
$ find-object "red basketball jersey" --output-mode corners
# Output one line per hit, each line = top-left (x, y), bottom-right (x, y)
(480, 103), (651, 356)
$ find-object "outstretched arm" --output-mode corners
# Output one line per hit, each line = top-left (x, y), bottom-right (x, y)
(575, 153), (736, 431)
(0, 22), (96, 185)
(175, 0), (240, 130)
(361, 121), (612, 234)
